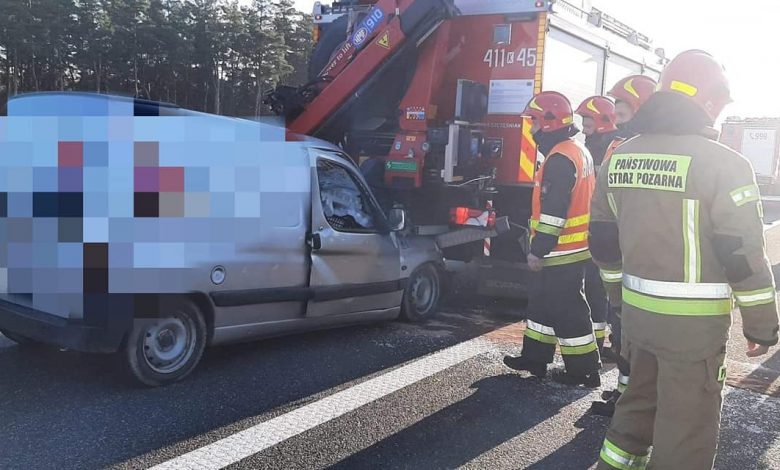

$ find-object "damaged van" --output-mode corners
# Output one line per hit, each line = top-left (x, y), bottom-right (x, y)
(0, 92), (444, 386)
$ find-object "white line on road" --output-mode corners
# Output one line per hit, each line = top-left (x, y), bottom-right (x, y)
(150, 335), (495, 470)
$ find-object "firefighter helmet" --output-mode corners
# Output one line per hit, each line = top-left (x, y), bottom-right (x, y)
(576, 96), (618, 133)
(657, 50), (732, 122)
(607, 75), (657, 113)
(523, 91), (574, 132)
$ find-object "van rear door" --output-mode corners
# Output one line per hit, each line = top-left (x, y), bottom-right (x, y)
(306, 151), (403, 317)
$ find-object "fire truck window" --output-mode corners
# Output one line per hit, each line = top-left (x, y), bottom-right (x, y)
(605, 54), (643, 93)
(493, 24), (511, 45)
(542, 27), (605, 111)
(317, 160), (377, 233)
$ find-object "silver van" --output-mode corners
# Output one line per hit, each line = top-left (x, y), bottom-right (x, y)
(0, 92), (444, 386)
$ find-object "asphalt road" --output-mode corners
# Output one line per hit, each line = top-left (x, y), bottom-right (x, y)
(2, 302), (780, 470)
(2, 201), (780, 470)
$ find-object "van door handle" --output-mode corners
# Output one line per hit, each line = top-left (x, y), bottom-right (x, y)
(307, 233), (322, 250)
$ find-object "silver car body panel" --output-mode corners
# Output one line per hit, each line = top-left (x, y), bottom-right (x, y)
(0, 92), (443, 349)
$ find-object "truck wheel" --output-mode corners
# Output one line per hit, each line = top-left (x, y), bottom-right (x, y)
(401, 264), (441, 322)
(124, 299), (207, 387)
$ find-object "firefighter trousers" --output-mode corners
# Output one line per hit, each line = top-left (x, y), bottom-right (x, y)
(596, 339), (726, 470)
(614, 307), (630, 394)
(521, 259), (601, 376)
(585, 260), (609, 350)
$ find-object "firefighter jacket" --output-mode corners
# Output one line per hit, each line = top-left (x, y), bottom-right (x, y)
(530, 138), (596, 266)
(586, 130), (621, 169)
(590, 133), (780, 361)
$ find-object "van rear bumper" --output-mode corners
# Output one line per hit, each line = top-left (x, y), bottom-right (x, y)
(0, 299), (124, 353)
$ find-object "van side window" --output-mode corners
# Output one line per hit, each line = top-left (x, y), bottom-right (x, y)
(317, 160), (377, 232)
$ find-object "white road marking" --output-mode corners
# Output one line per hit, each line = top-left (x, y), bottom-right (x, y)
(150, 336), (494, 470)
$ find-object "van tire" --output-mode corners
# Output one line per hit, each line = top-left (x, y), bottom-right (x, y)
(401, 264), (441, 322)
(124, 299), (207, 387)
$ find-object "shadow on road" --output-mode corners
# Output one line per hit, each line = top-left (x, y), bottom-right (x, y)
(0, 310), (512, 470)
(330, 374), (597, 470)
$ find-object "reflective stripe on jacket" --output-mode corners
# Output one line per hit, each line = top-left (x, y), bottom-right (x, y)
(531, 139), (595, 265)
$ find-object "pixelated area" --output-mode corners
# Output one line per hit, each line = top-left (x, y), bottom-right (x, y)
(0, 93), (310, 320)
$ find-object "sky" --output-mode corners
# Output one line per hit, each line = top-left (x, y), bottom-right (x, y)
(294, 0), (779, 118)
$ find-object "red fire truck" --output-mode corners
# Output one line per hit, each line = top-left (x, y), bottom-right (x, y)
(720, 117), (780, 196)
(267, 0), (667, 297)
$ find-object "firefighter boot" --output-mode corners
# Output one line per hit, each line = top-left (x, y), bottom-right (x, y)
(550, 369), (601, 388)
(503, 355), (548, 378)
(600, 344), (619, 364)
(591, 391), (620, 417)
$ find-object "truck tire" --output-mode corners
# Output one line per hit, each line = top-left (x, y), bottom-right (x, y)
(401, 264), (442, 322)
(124, 299), (207, 387)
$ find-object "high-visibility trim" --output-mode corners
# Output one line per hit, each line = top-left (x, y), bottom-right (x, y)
(519, 117), (537, 182)
(539, 214), (566, 228)
(559, 333), (596, 347)
(533, 221), (563, 236)
(559, 333), (598, 356)
(558, 230), (588, 244)
(595, 329), (606, 339)
(593, 322), (607, 339)
(587, 98), (600, 114)
(670, 80), (698, 97)
(560, 342), (598, 355)
(601, 269), (623, 283)
(600, 439), (648, 470)
(623, 78), (640, 99)
(564, 213), (590, 228)
(607, 193), (618, 217)
(623, 274), (732, 299)
(542, 249), (591, 266)
(623, 288), (733, 316)
(718, 365), (727, 382)
(683, 199), (701, 283)
(730, 184), (760, 206)
(593, 322), (607, 331)
(617, 374), (629, 394)
(524, 329), (558, 345)
(546, 247), (589, 257)
(734, 287), (776, 307)
(525, 320), (557, 345)
(527, 320), (556, 336)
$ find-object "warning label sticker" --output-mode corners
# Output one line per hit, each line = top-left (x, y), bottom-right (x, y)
(376, 32), (390, 49)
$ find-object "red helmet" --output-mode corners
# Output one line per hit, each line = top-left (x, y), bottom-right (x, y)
(607, 75), (657, 113)
(657, 50), (732, 122)
(523, 91), (574, 132)
(576, 96), (618, 133)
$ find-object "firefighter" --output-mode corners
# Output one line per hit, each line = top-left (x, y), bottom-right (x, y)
(503, 91), (601, 388)
(576, 96), (620, 356)
(590, 75), (658, 417)
(591, 50), (779, 469)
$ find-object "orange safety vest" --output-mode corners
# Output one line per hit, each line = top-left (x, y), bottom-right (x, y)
(530, 139), (595, 266)
(601, 137), (626, 165)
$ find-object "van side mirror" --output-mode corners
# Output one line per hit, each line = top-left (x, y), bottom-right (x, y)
(388, 208), (407, 232)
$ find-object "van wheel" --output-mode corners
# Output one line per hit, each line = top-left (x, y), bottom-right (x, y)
(401, 264), (441, 322)
(124, 299), (207, 387)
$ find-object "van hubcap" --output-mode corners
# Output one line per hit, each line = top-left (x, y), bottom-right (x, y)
(142, 315), (196, 374)
(411, 273), (435, 314)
